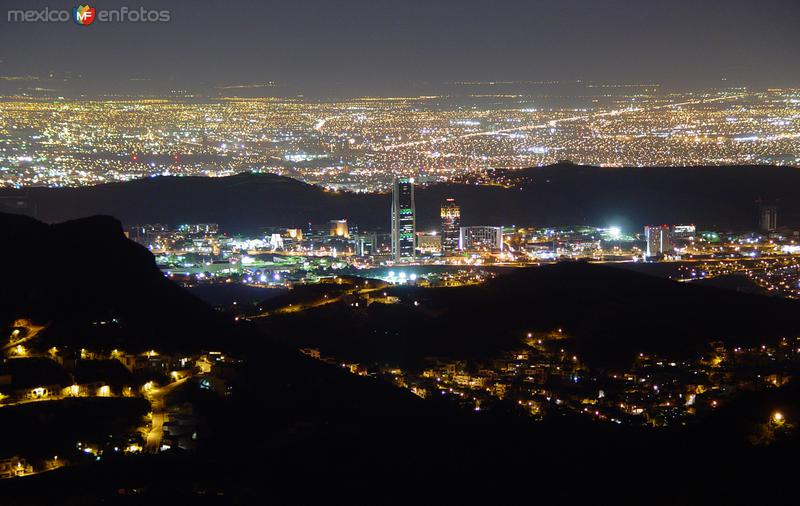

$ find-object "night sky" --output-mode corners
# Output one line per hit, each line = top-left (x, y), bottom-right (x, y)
(1, 0), (799, 94)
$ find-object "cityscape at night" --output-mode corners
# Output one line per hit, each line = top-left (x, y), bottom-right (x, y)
(1, 88), (799, 190)
(1, 0), (800, 504)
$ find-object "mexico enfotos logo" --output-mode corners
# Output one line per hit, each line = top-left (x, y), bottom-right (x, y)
(7, 4), (171, 24)
(73, 4), (96, 25)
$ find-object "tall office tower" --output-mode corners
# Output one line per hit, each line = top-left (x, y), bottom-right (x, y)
(440, 198), (461, 253)
(760, 205), (777, 233)
(644, 225), (672, 257)
(391, 177), (416, 260)
(329, 219), (349, 238)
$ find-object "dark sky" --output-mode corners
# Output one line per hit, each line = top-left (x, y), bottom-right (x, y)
(1, 0), (799, 95)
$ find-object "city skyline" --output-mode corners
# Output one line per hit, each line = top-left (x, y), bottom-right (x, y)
(1, 1), (799, 502)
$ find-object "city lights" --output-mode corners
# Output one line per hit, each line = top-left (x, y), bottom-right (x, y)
(1, 0), (799, 499)
(1, 89), (798, 191)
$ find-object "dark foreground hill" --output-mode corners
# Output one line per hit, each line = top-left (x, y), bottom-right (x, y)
(0, 211), (426, 413)
(0, 214), (799, 503)
(0, 212), (231, 352)
(3, 374), (800, 505)
(259, 262), (800, 369)
(2, 163), (799, 232)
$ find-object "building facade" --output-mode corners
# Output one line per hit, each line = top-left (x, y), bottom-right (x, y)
(644, 225), (672, 257)
(391, 177), (416, 260)
(416, 232), (442, 255)
(670, 224), (696, 239)
(440, 198), (461, 253)
(353, 232), (377, 257)
(459, 226), (503, 252)
(760, 205), (778, 233)
(329, 219), (349, 238)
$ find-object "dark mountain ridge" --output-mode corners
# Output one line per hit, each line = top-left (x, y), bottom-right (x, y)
(259, 261), (800, 369)
(0, 212), (232, 351)
(2, 163), (798, 233)
(1, 212), (799, 503)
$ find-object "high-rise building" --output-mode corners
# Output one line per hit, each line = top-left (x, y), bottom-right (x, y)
(760, 205), (777, 233)
(644, 225), (672, 257)
(286, 228), (303, 241)
(391, 177), (416, 260)
(269, 233), (284, 251)
(127, 223), (170, 245)
(329, 219), (349, 238)
(353, 232), (377, 257)
(459, 226), (503, 252)
(416, 232), (442, 255)
(440, 198), (461, 253)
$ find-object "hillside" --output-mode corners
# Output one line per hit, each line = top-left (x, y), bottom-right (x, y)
(0, 212), (429, 414)
(2, 163), (799, 232)
(0, 212), (233, 352)
(0, 210), (437, 410)
(0, 213), (799, 503)
(258, 262), (800, 369)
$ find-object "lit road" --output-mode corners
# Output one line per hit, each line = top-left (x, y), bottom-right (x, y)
(145, 412), (165, 453)
(2, 320), (46, 352)
(250, 282), (387, 319)
(144, 376), (190, 453)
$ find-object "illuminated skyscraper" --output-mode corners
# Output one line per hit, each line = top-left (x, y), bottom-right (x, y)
(760, 205), (777, 233)
(391, 177), (416, 260)
(440, 198), (461, 253)
(329, 219), (349, 238)
(644, 225), (672, 257)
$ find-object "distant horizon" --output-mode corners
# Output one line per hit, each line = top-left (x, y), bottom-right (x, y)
(3, 0), (799, 95)
(3, 1), (800, 501)
(1, 76), (798, 100)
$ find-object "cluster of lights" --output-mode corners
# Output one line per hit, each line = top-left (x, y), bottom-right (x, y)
(1, 89), (798, 190)
(385, 271), (418, 283)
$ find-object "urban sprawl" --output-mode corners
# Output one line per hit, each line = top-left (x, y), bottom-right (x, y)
(2, 87), (800, 478)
